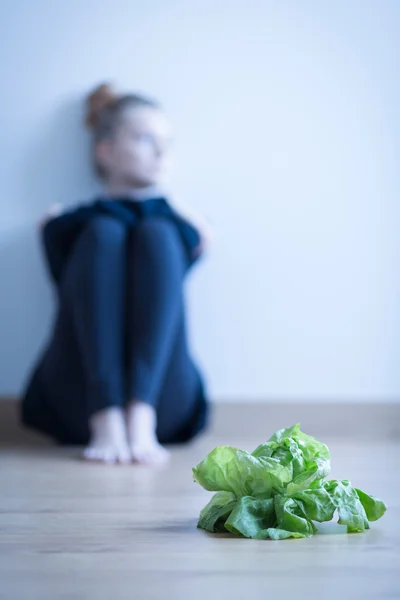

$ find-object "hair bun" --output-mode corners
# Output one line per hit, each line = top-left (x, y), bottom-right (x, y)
(85, 83), (118, 129)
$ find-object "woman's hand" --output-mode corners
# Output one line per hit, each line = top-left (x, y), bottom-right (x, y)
(171, 200), (213, 256)
(39, 203), (64, 229)
(190, 211), (214, 256)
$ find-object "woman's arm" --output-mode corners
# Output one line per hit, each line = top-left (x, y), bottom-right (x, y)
(40, 204), (92, 284)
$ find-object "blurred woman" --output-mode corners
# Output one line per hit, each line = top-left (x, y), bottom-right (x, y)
(21, 84), (210, 465)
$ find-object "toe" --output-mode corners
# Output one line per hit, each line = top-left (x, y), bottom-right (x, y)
(145, 448), (168, 467)
(102, 448), (117, 463)
(131, 448), (149, 465)
(154, 446), (170, 465)
(83, 446), (99, 461)
(130, 443), (169, 466)
(117, 447), (131, 464)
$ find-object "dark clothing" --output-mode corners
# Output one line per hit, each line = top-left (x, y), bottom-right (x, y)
(21, 197), (208, 445)
(42, 196), (202, 285)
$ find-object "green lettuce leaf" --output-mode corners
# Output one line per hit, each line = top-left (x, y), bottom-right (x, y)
(197, 491), (237, 533)
(290, 488), (336, 522)
(286, 458), (330, 495)
(268, 423), (330, 461)
(355, 488), (387, 522)
(323, 480), (370, 532)
(192, 446), (292, 498)
(256, 528), (307, 540)
(224, 496), (275, 537)
(253, 424), (331, 495)
(252, 439), (302, 473)
(274, 495), (316, 537)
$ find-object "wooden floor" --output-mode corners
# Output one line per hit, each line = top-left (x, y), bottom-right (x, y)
(1, 405), (399, 600)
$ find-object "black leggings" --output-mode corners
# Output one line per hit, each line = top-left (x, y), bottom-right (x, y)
(22, 216), (207, 444)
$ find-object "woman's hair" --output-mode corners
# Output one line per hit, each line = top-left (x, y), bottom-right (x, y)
(85, 83), (160, 141)
(85, 83), (161, 177)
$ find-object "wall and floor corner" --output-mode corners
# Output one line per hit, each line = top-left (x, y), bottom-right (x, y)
(0, 0), (399, 406)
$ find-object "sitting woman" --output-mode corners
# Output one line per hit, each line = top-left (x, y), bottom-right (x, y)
(21, 83), (210, 466)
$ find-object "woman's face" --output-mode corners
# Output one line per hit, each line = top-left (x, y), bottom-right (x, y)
(96, 106), (173, 188)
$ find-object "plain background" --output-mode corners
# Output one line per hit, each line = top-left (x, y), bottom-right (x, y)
(0, 0), (399, 402)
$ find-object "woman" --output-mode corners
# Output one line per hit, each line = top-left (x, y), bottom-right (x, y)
(21, 84), (210, 466)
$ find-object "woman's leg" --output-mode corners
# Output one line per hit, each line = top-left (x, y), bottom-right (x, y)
(21, 301), (88, 445)
(125, 218), (190, 464)
(61, 216), (131, 463)
(155, 312), (207, 445)
(23, 216), (129, 456)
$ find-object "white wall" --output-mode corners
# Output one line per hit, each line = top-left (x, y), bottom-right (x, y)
(0, 0), (399, 401)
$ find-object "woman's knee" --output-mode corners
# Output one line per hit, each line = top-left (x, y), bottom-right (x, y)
(135, 218), (181, 256)
(62, 217), (127, 295)
(82, 216), (127, 249)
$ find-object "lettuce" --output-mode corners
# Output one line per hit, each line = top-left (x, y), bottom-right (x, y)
(193, 424), (386, 540)
(198, 491), (237, 532)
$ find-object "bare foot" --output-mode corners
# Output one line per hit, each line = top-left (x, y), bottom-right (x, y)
(126, 401), (170, 466)
(83, 407), (131, 464)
